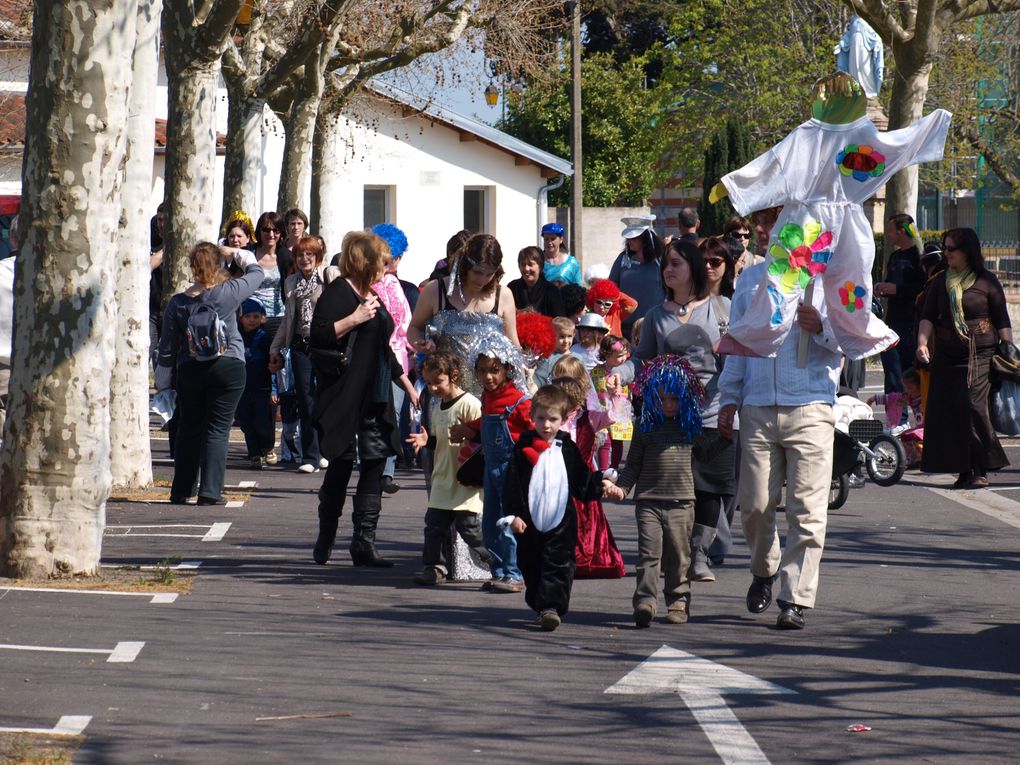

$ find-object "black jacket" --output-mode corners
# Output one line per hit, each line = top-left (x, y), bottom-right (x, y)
(310, 278), (404, 459)
(507, 275), (566, 318)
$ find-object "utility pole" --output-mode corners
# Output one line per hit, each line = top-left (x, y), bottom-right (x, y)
(569, 0), (583, 269)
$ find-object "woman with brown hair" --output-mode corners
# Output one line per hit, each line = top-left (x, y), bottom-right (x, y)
(270, 236), (340, 474)
(917, 227), (1012, 488)
(701, 236), (735, 299)
(408, 233), (520, 353)
(310, 231), (419, 567)
(156, 242), (264, 505)
(252, 211), (291, 335)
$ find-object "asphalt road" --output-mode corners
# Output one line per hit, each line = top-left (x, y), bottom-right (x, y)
(1, 424), (1019, 764)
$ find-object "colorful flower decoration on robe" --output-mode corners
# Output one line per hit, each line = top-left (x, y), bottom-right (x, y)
(767, 220), (834, 293)
(839, 281), (867, 312)
(836, 144), (886, 181)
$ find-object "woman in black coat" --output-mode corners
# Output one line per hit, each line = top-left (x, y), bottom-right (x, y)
(310, 231), (419, 566)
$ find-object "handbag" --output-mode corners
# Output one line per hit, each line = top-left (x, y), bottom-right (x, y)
(991, 339), (1020, 385)
(309, 327), (358, 381)
(991, 379), (1020, 436)
(455, 442), (485, 487)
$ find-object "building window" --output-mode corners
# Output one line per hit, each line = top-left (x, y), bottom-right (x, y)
(364, 186), (392, 229)
(464, 187), (489, 233)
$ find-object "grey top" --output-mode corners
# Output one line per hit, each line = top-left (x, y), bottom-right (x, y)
(157, 263), (265, 370)
(635, 298), (729, 428)
(616, 421), (695, 501)
(608, 251), (664, 333)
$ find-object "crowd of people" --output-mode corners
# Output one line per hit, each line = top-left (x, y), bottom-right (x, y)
(151, 201), (1012, 633)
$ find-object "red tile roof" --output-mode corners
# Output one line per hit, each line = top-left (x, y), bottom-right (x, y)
(0, 95), (227, 149)
(0, 0), (31, 41)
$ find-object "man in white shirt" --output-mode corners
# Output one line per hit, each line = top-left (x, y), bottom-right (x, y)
(718, 258), (841, 630)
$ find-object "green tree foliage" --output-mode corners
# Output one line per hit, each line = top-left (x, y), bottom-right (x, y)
(700, 116), (753, 235)
(501, 51), (677, 206)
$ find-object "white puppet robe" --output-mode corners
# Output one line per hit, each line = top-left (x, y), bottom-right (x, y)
(718, 109), (952, 360)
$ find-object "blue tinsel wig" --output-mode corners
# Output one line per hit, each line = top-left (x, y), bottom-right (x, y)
(632, 354), (706, 442)
(372, 223), (408, 258)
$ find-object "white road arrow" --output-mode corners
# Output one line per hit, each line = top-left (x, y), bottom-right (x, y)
(606, 644), (795, 765)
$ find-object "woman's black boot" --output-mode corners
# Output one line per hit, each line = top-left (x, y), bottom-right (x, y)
(313, 490), (343, 564)
(350, 494), (394, 567)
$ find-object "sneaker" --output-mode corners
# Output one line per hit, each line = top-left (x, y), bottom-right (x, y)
(381, 475), (400, 494)
(263, 451), (278, 466)
(665, 603), (689, 624)
(492, 576), (524, 593)
(249, 456), (264, 470)
(297, 463), (319, 474)
(539, 609), (561, 631)
(633, 602), (654, 628)
(414, 567), (446, 586)
(319, 457), (329, 469)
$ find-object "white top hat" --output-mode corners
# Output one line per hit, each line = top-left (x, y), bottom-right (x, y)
(577, 313), (609, 332)
(621, 214), (656, 239)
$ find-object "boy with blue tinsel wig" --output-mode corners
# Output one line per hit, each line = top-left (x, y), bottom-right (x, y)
(604, 355), (705, 627)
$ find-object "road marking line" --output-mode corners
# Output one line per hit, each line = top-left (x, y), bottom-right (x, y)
(0, 715), (91, 736)
(1, 586), (177, 604)
(0, 641), (144, 663)
(102, 560), (202, 571)
(238, 481), (257, 488)
(928, 487), (1020, 530)
(225, 500), (244, 508)
(202, 522), (231, 542)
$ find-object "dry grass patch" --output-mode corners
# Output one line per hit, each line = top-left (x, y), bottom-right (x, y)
(3, 558), (195, 595)
(108, 478), (253, 505)
(0, 735), (81, 764)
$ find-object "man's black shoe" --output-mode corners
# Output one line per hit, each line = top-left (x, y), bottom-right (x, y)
(746, 575), (774, 614)
(776, 601), (805, 630)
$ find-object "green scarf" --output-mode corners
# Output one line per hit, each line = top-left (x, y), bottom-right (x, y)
(946, 267), (977, 339)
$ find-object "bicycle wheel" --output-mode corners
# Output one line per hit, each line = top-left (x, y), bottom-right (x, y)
(828, 473), (850, 510)
(865, 435), (906, 486)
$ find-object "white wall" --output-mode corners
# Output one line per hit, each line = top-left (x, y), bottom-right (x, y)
(319, 96), (555, 287)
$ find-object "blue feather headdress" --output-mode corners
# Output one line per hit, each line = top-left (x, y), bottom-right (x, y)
(631, 355), (706, 442)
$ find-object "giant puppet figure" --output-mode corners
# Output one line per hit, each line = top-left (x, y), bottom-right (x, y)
(712, 72), (951, 360)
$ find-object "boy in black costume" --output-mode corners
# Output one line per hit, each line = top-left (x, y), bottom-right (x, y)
(502, 385), (618, 631)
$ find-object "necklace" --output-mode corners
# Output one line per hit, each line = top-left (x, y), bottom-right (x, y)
(672, 294), (696, 317)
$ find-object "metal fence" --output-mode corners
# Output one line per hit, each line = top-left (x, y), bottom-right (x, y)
(984, 241), (1020, 297)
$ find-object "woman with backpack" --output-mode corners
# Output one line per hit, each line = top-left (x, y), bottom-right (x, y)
(156, 242), (264, 505)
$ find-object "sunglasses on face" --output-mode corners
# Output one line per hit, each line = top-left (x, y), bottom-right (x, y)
(944, 244), (960, 252)
(260, 227), (280, 235)
(706, 257), (725, 268)
(595, 300), (614, 308)
(734, 232), (751, 239)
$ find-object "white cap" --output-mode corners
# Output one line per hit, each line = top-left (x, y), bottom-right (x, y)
(621, 214), (656, 239)
(577, 313), (609, 332)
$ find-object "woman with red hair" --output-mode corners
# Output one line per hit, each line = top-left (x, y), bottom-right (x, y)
(586, 279), (637, 337)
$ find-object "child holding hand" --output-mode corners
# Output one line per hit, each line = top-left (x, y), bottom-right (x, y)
(605, 355), (705, 627)
(450, 341), (533, 593)
(406, 352), (491, 585)
(867, 367), (924, 466)
(502, 385), (616, 631)
(590, 335), (634, 470)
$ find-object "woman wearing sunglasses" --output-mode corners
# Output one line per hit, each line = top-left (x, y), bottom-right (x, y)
(252, 211), (291, 337)
(702, 237), (735, 299)
(723, 216), (762, 277)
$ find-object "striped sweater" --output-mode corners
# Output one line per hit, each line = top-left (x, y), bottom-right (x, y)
(615, 421), (695, 501)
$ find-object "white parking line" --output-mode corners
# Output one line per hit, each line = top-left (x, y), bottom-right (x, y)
(0, 585), (178, 604)
(0, 640), (144, 663)
(225, 500), (244, 508)
(238, 480), (257, 488)
(102, 560), (202, 571)
(0, 715), (91, 736)
(928, 487), (1020, 530)
(202, 522), (231, 541)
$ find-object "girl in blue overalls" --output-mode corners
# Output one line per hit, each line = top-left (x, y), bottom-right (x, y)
(451, 352), (533, 593)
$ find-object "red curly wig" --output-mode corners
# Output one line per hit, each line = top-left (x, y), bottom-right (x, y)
(585, 278), (621, 311)
(516, 311), (557, 358)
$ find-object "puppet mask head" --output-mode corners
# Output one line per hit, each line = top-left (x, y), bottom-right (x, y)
(810, 72), (867, 124)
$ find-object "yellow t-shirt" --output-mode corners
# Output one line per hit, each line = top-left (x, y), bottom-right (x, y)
(429, 392), (483, 513)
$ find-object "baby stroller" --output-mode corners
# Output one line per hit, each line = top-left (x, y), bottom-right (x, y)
(829, 394), (907, 510)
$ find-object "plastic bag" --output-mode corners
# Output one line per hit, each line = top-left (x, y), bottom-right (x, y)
(991, 380), (1020, 436)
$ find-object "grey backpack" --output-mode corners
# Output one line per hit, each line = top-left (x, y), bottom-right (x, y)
(185, 303), (227, 361)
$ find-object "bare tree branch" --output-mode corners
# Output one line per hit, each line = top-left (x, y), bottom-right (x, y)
(844, 0), (912, 44)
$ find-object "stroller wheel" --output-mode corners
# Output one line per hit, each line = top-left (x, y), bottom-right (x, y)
(866, 435), (906, 486)
(828, 473), (850, 510)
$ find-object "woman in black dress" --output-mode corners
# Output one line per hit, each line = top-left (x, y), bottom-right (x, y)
(310, 231), (419, 566)
(916, 228), (1012, 488)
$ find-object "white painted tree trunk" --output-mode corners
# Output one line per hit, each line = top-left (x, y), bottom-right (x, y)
(111, 0), (161, 489)
(310, 111), (342, 246)
(0, 0), (137, 578)
(222, 94), (267, 225)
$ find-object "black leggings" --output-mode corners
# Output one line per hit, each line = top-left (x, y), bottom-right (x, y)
(320, 456), (386, 499)
(694, 491), (731, 528)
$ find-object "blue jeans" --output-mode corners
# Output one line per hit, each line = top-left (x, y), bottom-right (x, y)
(481, 411), (521, 580)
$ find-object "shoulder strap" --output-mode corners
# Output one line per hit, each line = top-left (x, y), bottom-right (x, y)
(505, 393), (530, 416)
(492, 284), (500, 314)
(437, 278), (448, 311)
